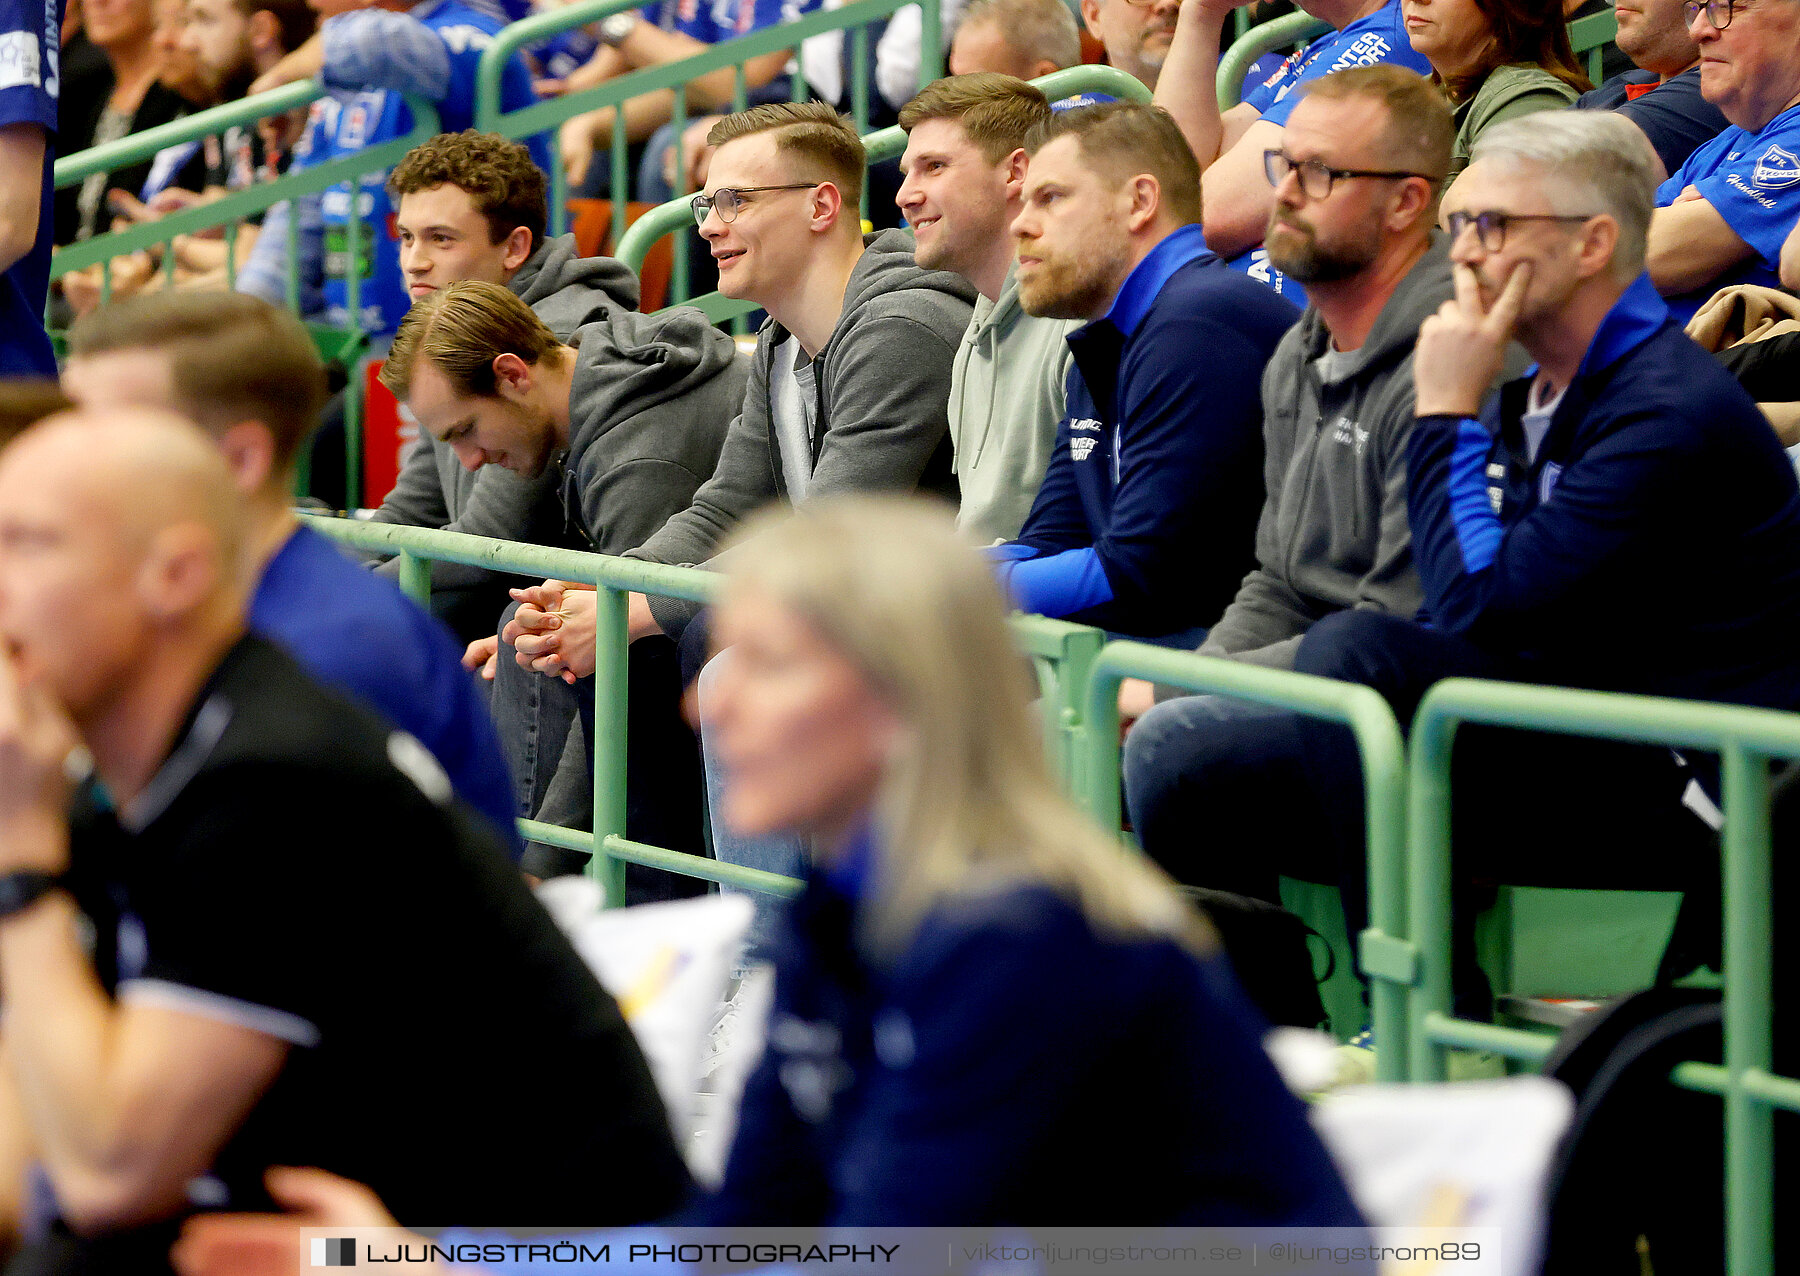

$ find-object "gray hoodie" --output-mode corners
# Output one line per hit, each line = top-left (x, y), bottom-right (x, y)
(1182, 240), (1453, 679)
(368, 237), (643, 587)
(949, 262), (1078, 544)
(629, 228), (977, 640)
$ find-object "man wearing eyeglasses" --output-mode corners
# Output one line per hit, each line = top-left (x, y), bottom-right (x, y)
(1295, 111), (1800, 1018)
(1151, 0), (1433, 297)
(1644, 0), (1800, 317)
(1123, 66), (1458, 897)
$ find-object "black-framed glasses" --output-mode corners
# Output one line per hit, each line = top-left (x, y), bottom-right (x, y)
(1683, 0), (1735, 28)
(1443, 209), (1600, 251)
(1263, 150), (1434, 199)
(689, 183), (819, 227)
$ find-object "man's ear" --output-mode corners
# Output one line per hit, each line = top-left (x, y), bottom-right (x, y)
(1576, 214), (1621, 281)
(809, 180), (849, 234)
(1079, 0), (1102, 37)
(134, 523), (221, 622)
(1124, 173), (1161, 233)
(216, 421), (277, 495)
(501, 225), (533, 273)
(492, 352), (534, 401)
(1387, 175), (1436, 233)
(248, 7), (280, 56)
(1003, 147), (1029, 203)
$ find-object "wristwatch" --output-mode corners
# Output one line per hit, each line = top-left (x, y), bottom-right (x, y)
(0, 870), (65, 921)
(598, 12), (639, 46)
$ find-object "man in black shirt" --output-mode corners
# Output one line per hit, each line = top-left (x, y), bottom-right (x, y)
(0, 409), (689, 1271)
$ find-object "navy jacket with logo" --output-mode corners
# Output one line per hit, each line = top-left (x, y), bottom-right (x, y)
(992, 225), (1299, 637)
(1409, 272), (1800, 710)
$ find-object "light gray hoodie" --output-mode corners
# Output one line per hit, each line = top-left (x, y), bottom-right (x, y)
(368, 236), (644, 586)
(1179, 240), (1453, 680)
(948, 262), (1078, 544)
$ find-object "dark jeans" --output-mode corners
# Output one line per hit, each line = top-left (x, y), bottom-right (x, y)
(492, 602), (707, 901)
(1126, 611), (1717, 1015)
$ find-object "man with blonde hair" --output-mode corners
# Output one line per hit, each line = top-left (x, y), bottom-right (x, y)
(899, 73), (1073, 542)
(991, 100), (1296, 639)
(0, 409), (687, 1269)
(505, 100), (974, 896)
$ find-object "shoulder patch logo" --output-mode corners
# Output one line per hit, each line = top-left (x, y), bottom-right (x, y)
(1754, 144), (1800, 189)
(0, 31), (42, 91)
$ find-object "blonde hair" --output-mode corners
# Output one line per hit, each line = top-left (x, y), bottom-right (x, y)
(379, 279), (564, 401)
(707, 101), (866, 208)
(718, 495), (1216, 961)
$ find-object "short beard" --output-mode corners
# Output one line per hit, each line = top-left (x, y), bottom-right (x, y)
(1018, 246), (1128, 320)
(1266, 215), (1380, 284)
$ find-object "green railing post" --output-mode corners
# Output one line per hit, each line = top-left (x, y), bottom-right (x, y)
(1217, 13), (1333, 112)
(1406, 700), (1456, 1083)
(1722, 741), (1775, 1276)
(591, 584), (631, 906)
(1077, 644), (1411, 1079)
(396, 550), (432, 606)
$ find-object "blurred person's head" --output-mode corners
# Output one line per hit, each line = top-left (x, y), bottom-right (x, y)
(1686, 0), (1800, 132)
(0, 409), (246, 739)
(0, 381), (75, 452)
(155, 0), (212, 103)
(389, 131), (549, 302)
(1264, 66), (1451, 288)
(1403, 0), (1588, 101)
(1079, 0), (1178, 90)
(898, 74), (1053, 300)
(698, 103), (866, 316)
(707, 494), (1216, 958)
(949, 0), (1082, 79)
(1012, 101), (1200, 320)
(379, 281), (575, 478)
(1443, 111), (1654, 339)
(180, 0), (316, 99)
(63, 294), (329, 510)
(1613, 0), (1700, 79)
(84, 0), (158, 53)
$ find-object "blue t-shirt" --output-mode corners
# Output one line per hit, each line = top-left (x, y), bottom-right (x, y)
(294, 0), (548, 336)
(250, 524), (522, 855)
(1239, 0), (1430, 127)
(647, 0), (786, 42)
(1656, 102), (1800, 321)
(0, 0), (59, 378)
(1577, 65), (1727, 181)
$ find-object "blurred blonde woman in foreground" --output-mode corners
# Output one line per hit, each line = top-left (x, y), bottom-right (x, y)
(176, 497), (1363, 1272)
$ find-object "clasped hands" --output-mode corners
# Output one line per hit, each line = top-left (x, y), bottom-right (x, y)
(460, 582), (663, 683)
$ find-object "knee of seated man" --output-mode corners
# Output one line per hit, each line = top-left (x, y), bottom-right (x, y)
(1292, 609), (1418, 685)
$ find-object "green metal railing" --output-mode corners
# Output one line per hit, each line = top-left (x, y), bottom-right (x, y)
(1078, 643), (1410, 1083)
(614, 62), (1154, 324)
(1407, 677), (1800, 1276)
(1218, 11), (1332, 113)
(51, 87), (443, 503)
(474, 0), (942, 295)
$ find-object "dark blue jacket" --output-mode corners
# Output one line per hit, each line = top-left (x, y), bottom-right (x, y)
(703, 852), (1368, 1228)
(995, 225), (1298, 637)
(1409, 273), (1800, 710)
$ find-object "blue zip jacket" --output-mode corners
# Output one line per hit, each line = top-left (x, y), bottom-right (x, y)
(1409, 273), (1800, 710)
(994, 225), (1298, 637)
(700, 840), (1368, 1228)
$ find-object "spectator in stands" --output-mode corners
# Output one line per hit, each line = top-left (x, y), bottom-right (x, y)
(504, 102), (973, 899)
(61, 293), (522, 851)
(232, 0), (547, 342)
(1644, 0), (1800, 318)
(379, 281), (745, 875)
(153, 0), (210, 107)
(898, 75), (1072, 544)
(55, 0), (190, 246)
(0, 0), (60, 376)
(1122, 65), (1452, 890)
(989, 101), (1295, 639)
(167, 497), (1371, 1254)
(550, 0), (803, 193)
(1574, 0), (1725, 181)
(57, 0), (318, 315)
(1082, 0), (1179, 90)
(1154, 0), (1432, 294)
(1297, 111), (1800, 1012)
(1408, 0), (1590, 182)
(948, 0), (1082, 80)
(373, 131), (636, 629)
(0, 408), (689, 1270)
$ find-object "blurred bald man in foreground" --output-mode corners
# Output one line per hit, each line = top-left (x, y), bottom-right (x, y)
(0, 412), (687, 1274)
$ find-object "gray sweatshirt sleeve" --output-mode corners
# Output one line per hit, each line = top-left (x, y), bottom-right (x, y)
(369, 429), (451, 531)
